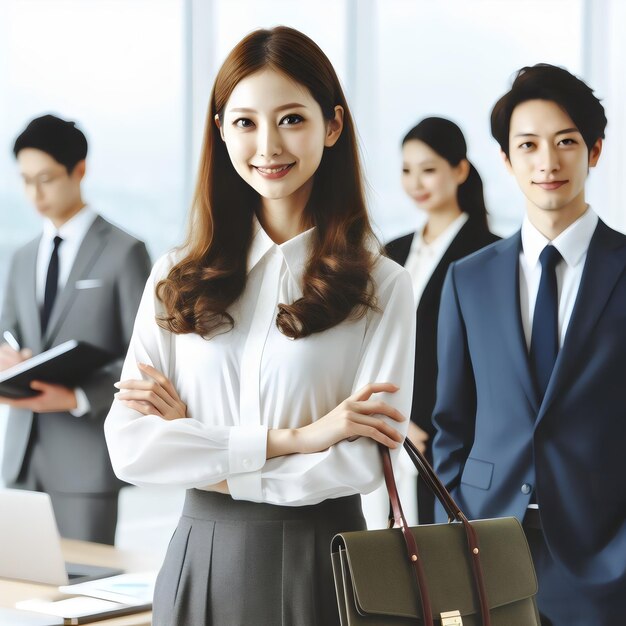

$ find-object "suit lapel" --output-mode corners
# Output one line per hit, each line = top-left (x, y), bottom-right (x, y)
(536, 220), (626, 425)
(419, 220), (478, 308)
(486, 233), (539, 413)
(43, 216), (110, 347)
(387, 233), (414, 266)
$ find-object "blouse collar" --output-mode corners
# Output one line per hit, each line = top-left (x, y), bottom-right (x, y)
(246, 214), (316, 283)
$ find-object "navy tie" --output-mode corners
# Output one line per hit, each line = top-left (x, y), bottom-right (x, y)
(41, 235), (63, 334)
(530, 245), (562, 401)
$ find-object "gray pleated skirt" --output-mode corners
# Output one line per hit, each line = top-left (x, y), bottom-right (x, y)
(152, 489), (365, 626)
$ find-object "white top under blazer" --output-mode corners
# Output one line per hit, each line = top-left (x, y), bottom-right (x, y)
(105, 218), (415, 507)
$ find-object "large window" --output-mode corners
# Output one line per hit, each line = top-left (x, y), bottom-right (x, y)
(370, 0), (585, 239)
(0, 0), (187, 285)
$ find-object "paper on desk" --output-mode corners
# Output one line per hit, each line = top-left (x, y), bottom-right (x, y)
(0, 606), (63, 626)
(58, 571), (157, 605)
(15, 596), (151, 625)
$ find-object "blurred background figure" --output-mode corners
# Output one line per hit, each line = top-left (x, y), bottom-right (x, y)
(385, 117), (498, 524)
(0, 114), (151, 544)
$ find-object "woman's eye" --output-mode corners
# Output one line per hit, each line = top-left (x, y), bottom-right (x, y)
(234, 118), (254, 128)
(423, 168), (436, 173)
(280, 114), (304, 126)
(519, 142), (534, 150)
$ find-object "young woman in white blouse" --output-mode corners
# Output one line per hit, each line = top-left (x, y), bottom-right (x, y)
(105, 27), (415, 625)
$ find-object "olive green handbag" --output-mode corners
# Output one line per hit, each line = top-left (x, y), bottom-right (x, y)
(331, 439), (541, 625)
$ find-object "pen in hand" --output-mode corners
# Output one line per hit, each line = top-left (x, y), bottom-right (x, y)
(3, 331), (20, 351)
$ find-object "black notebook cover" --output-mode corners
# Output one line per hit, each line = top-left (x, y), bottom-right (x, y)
(0, 340), (117, 399)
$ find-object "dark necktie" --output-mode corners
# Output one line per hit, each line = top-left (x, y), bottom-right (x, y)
(41, 235), (63, 333)
(529, 244), (562, 401)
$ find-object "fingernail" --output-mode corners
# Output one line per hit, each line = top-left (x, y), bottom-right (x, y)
(113, 382), (121, 389)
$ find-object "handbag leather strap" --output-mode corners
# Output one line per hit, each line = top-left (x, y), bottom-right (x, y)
(381, 445), (434, 626)
(380, 441), (492, 626)
(402, 439), (491, 625)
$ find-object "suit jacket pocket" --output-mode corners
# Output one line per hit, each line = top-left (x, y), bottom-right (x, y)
(75, 278), (104, 289)
(461, 457), (494, 490)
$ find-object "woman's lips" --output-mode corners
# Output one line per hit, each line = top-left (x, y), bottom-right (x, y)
(253, 163), (295, 179)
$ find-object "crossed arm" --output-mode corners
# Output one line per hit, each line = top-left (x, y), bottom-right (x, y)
(115, 362), (406, 494)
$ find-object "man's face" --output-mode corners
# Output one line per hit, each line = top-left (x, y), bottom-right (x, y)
(505, 99), (601, 219)
(17, 148), (85, 225)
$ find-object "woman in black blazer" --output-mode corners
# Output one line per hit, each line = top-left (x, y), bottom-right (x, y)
(386, 117), (499, 524)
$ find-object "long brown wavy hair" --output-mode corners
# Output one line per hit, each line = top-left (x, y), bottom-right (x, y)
(157, 26), (378, 339)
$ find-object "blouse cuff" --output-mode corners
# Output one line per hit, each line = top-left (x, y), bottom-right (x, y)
(228, 425), (268, 474)
(228, 470), (263, 502)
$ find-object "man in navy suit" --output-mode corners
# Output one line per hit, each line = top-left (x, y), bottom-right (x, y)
(432, 64), (625, 625)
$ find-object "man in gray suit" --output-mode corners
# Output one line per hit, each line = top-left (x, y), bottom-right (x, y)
(0, 114), (151, 544)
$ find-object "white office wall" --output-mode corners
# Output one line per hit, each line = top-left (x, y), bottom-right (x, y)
(583, 0), (626, 233)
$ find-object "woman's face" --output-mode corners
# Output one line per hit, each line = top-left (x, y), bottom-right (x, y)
(217, 68), (342, 211)
(401, 139), (465, 214)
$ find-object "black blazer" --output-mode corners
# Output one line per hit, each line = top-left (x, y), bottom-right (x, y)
(385, 217), (499, 436)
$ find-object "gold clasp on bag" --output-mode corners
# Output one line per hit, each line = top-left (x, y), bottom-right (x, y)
(440, 610), (463, 625)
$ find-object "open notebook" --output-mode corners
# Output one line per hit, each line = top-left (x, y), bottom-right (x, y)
(0, 489), (122, 586)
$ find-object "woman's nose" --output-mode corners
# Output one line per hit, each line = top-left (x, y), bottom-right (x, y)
(257, 124), (282, 159)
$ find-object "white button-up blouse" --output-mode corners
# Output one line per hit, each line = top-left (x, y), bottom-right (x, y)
(105, 220), (415, 507)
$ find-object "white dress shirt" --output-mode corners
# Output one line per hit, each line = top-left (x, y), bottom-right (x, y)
(37, 205), (97, 416)
(519, 207), (598, 350)
(37, 205), (97, 305)
(105, 219), (415, 507)
(404, 213), (468, 307)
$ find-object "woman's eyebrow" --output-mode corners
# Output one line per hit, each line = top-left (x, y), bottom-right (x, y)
(228, 102), (308, 114)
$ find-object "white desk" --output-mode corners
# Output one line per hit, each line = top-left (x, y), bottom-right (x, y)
(0, 539), (160, 625)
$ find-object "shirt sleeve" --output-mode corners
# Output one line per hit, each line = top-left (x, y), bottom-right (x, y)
(70, 387), (91, 417)
(104, 255), (268, 489)
(227, 264), (416, 506)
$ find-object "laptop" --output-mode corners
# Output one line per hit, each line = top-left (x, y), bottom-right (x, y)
(0, 489), (123, 586)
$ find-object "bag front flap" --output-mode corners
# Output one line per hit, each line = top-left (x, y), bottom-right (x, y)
(331, 517), (537, 619)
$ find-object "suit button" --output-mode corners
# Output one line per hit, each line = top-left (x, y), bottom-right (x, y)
(521, 483), (532, 495)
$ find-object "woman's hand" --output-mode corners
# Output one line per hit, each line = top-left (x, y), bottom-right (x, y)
(114, 363), (187, 420)
(268, 382), (406, 458)
(406, 421), (429, 455)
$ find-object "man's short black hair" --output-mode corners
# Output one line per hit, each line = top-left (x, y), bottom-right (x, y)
(13, 114), (88, 173)
(491, 63), (607, 158)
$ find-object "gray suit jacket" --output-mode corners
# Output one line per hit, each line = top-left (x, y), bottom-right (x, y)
(0, 215), (151, 493)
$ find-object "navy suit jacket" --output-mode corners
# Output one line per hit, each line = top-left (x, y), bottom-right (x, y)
(432, 219), (626, 594)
